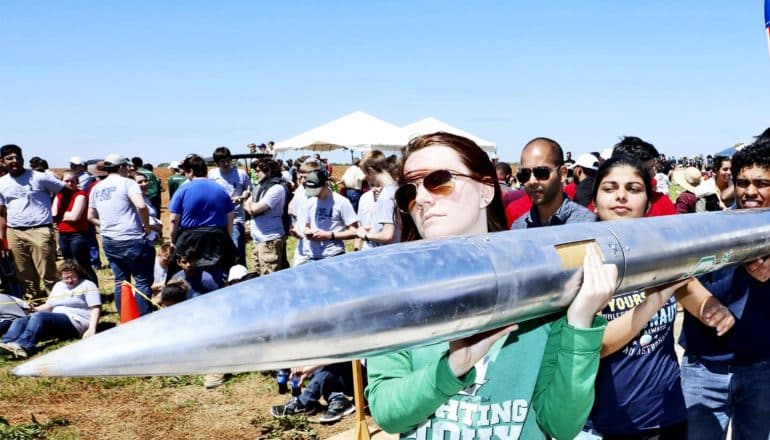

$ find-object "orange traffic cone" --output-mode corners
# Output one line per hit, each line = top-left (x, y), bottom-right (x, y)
(120, 282), (141, 323)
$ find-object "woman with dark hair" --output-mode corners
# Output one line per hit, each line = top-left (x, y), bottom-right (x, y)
(365, 132), (619, 439)
(581, 156), (734, 439)
(712, 155), (734, 209)
(0, 260), (101, 359)
(52, 171), (98, 284)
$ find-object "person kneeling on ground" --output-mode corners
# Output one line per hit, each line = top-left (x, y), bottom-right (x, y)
(170, 252), (222, 299)
(0, 260), (101, 359)
(271, 362), (360, 424)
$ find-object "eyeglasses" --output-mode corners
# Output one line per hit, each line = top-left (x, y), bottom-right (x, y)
(395, 169), (475, 213)
(516, 166), (556, 182)
(735, 178), (770, 189)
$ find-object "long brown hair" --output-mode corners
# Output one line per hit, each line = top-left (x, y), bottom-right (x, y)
(360, 150), (400, 179)
(399, 132), (507, 242)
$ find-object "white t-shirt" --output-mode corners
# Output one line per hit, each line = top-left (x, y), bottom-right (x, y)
(251, 183), (287, 242)
(208, 167), (252, 223)
(89, 174), (145, 240)
(341, 165), (366, 191)
(373, 183), (401, 246)
(357, 190), (378, 251)
(0, 169), (65, 227)
(297, 192), (358, 259)
(46, 279), (101, 335)
(154, 257), (167, 285)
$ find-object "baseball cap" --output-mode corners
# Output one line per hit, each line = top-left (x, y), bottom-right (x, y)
(570, 153), (599, 171)
(304, 170), (328, 197)
(69, 156), (85, 165)
(168, 160), (181, 170)
(227, 265), (249, 283)
(103, 153), (130, 167)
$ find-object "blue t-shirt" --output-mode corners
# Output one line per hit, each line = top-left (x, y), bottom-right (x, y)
(586, 291), (686, 434)
(680, 266), (770, 364)
(168, 179), (234, 229)
(171, 269), (221, 299)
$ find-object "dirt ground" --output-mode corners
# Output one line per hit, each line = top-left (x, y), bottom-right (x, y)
(1, 163), (361, 439)
(0, 267), (360, 440)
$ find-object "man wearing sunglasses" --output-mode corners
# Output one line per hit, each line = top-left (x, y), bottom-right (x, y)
(511, 137), (596, 229)
(294, 170), (359, 262)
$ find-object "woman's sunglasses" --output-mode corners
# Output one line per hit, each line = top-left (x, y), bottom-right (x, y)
(395, 169), (475, 213)
(516, 166), (556, 182)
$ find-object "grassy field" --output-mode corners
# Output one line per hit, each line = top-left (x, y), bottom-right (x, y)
(0, 237), (362, 440)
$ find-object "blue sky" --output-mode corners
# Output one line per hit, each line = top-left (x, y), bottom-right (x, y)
(2, 1), (768, 167)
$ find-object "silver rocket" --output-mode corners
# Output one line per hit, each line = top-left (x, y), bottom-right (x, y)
(13, 209), (770, 377)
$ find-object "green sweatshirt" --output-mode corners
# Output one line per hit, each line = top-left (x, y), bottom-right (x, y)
(365, 314), (607, 439)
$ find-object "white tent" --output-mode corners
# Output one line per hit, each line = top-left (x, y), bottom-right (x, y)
(273, 111), (405, 152)
(401, 117), (497, 153)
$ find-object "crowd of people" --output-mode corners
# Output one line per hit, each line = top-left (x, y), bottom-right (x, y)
(0, 126), (769, 437)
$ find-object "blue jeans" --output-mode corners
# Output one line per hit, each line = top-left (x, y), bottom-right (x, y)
(231, 222), (246, 266)
(58, 232), (98, 285)
(102, 237), (155, 316)
(345, 189), (362, 213)
(87, 224), (102, 269)
(3, 312), (79, 353)
(298, 362), (356, 406)
(682, 355), (770, 440)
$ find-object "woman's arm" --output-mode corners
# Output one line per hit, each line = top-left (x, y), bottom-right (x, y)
(357, 223), (394, 244)
(365, 349), (475, 434)
(675, 278), (734, 336)
(51, 195), (61, 218)
(601, 279), (689, 357)
(62, 194), (86, 222)
(82, 306), (101, 338)
(533, 316), (607, 439)
(34, 303), (54, 312)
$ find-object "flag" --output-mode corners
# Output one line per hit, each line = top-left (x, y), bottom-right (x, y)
(766, 0), (770, 57)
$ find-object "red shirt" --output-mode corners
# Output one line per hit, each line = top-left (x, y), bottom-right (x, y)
(564, 182), (577, 201)
(505, 196), (533, 228)
(56, 190), (90, 233)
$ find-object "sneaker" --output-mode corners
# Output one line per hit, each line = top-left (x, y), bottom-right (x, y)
(0, 342), (28, 359)
(319, 397), (355, 424)
(270, 397), (318, 418)
(203, 373), (231, 389)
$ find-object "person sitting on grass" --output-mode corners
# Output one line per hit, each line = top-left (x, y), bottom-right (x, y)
(271, 362), (360, 424)
(170, 251), (222, 300)
(0, 260), (101, 359)
(151, 243), (172, 296)
(154, 279), (189, 308)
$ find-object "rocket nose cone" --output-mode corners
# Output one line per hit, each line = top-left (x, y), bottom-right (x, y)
(11, 357), (52, 377)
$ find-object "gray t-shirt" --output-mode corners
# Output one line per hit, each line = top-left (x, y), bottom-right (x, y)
(0, 169), (65, 227)
(89, 174), (145, 240)
(208, 167), (252, 223)
(251, 183), (286, 242)
(373, 183), (401, 246)
(299, 192), (358, 259)
(46, 279), (101, 335)
(357, 190), (378, 251)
